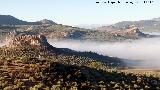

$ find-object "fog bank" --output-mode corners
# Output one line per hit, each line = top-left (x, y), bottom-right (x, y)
(49, 37), (160, 69)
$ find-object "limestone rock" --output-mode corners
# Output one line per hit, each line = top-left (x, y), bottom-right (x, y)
(6, 34), (50, 48)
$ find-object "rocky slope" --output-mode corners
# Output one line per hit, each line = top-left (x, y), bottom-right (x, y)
(1, 34), (125, 67)
(0, 25), (150, 43)
(0, 34), (160, 89)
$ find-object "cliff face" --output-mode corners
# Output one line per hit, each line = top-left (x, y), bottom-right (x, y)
(6, 34), (50, 48)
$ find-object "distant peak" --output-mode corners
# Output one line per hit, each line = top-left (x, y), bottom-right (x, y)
(37, 19), (56, 25)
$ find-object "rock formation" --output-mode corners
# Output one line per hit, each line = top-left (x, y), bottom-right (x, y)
(6, 34), (50, 48)
(110, 27), (147, 38)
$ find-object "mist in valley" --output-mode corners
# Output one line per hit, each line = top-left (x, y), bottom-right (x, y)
(49, 36), (160, 69)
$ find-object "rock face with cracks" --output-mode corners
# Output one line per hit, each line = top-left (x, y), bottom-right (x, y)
(5, 34), (50, 48)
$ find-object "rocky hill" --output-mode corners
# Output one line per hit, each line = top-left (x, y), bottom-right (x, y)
(1, 34), (124, 67)
(37, 19), (56, 25)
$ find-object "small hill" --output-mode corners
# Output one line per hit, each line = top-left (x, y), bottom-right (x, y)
(37, 19), (56, 25)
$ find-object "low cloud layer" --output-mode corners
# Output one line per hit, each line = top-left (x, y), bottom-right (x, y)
(49, 37), (160, 69)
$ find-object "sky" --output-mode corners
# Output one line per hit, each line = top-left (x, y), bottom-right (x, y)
(0, 0), (160, 25)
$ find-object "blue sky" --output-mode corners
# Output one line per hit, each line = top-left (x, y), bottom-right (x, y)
(0, 0), (159, 25)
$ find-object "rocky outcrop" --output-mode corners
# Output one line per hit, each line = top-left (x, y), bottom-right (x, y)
(110, 27), (148, 38)
(6, 34), (50, 48)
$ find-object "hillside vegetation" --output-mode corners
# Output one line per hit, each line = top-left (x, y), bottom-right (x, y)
(0, 34), (160, 89)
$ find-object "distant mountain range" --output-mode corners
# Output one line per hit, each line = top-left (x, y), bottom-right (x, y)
(97, 17), (160, 32)
(1, 15), (160, 32)
(0, 15), (56, 25)
(0, 15), (158, 42)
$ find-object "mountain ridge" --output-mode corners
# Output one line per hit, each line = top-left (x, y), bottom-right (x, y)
(0, 14), (157, 42)
(0, 15), (56, 25)
(97, 17), (160, 32)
